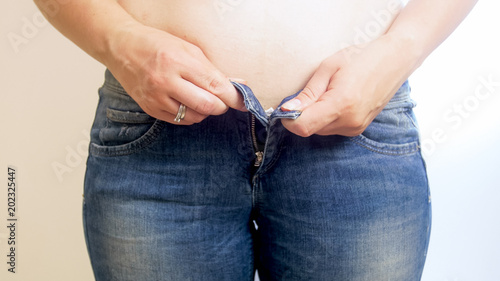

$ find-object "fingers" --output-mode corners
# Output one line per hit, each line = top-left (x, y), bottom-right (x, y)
(174, 78), (230, 116)
(281, 90), (341, 137)
(282, 79), (385, 137)
(281, 62), (338, 112)
(148, 74), (247, 124)
(280, 53), (378, 137)
(152, 108), (208, 126)
(280, 59), (341, 137)
(112, 27), (247, 125)
(282, 93), (369, 137)
(179, 51), (247, 112)
(151, 61), (247, 121)
(142, 94), (209, 125)
(206, 73), (247, 112)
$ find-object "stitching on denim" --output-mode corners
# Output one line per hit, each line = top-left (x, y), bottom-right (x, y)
(102, 80), (128, 96)
(106, 108), (156, 124)
(349, 135), (420, 156)
(102, 70), (129, 96)
(349, 102), (421, 156)
(81, 199), (96, 273)
(258, 122), (286, 175)
(384, 98), (415, 110)
(261, 141), (285, 174)
(405, 111), (419, 129)
(90, 120), (165, 157)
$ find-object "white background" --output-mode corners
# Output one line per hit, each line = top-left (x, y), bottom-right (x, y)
(1, 1), (499, 280)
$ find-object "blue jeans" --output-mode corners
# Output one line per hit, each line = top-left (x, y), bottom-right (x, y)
(83, 69), (431, 281)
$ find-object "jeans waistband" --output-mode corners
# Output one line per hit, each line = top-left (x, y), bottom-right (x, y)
(102, 69), (411, 126)
(231, 80), (412, 127)
(231, 82), (302, 127)
(102, 69), (128, 95)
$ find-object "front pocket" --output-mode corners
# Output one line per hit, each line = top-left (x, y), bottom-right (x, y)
(349, 107), (421, 156)
(89, 108), (164, 157)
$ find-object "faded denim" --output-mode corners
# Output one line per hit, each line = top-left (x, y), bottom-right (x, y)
(83, 69), (431, 281)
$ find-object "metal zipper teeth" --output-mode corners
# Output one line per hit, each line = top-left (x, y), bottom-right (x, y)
(250, 114), (264, 167)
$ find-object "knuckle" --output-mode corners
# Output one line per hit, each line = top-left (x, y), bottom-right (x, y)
(318, 60), (331, 72)
(193, 98), (218, 115)
(143, 71), (158, 85)
(345, 116), (368, 136)
(293, 123), (314, 138)
(347, 128), (365, 137)
(155, 47), (169, 59)
(206, 74), (226, 94)
(184, 43), (203, 55)
(300, 86), (319, 101)
(156, 47), (188, 69)
(155, 48), (175, 65)
(143, 72), (167, 93)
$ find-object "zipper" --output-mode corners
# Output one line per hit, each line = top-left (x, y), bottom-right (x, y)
(251, 114), (264, 167)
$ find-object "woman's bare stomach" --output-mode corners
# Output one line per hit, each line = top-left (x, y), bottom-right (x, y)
(118, 0), (403, 110)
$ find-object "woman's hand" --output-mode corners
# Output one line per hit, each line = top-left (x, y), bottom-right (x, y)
(281, 34), (418, 137)
(106, 23), (246, 125)
(281, 0), (478, 137)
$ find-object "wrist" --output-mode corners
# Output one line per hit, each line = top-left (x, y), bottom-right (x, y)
(98, 20), (143, 68)
(381, 30), (426, 75)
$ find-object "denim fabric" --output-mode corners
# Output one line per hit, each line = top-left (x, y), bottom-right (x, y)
(83, 69), (431, 281)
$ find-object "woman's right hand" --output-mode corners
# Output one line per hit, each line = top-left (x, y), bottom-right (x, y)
(105, 23), (246, 125)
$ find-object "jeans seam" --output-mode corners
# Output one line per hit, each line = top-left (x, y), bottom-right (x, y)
(259, 139), (285, 175)
(349, 136), (420, 156)
(90, 120), (165, 157)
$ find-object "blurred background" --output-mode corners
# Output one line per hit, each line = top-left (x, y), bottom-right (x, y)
(1, 1), (498, 280)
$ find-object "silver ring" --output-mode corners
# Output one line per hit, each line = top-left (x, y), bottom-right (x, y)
(174, 103), (187, 123)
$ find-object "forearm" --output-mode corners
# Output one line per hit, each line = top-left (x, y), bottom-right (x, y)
(33, 0), (140, 65)
(386, 0), (478, 71)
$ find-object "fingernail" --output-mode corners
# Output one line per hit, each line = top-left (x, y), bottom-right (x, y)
(281, 99), (301, 111)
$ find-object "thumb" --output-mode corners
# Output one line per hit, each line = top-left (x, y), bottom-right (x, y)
(281, 67), (332, 112)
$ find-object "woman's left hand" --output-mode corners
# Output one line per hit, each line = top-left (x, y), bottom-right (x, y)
(281, 34), (418, 137)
